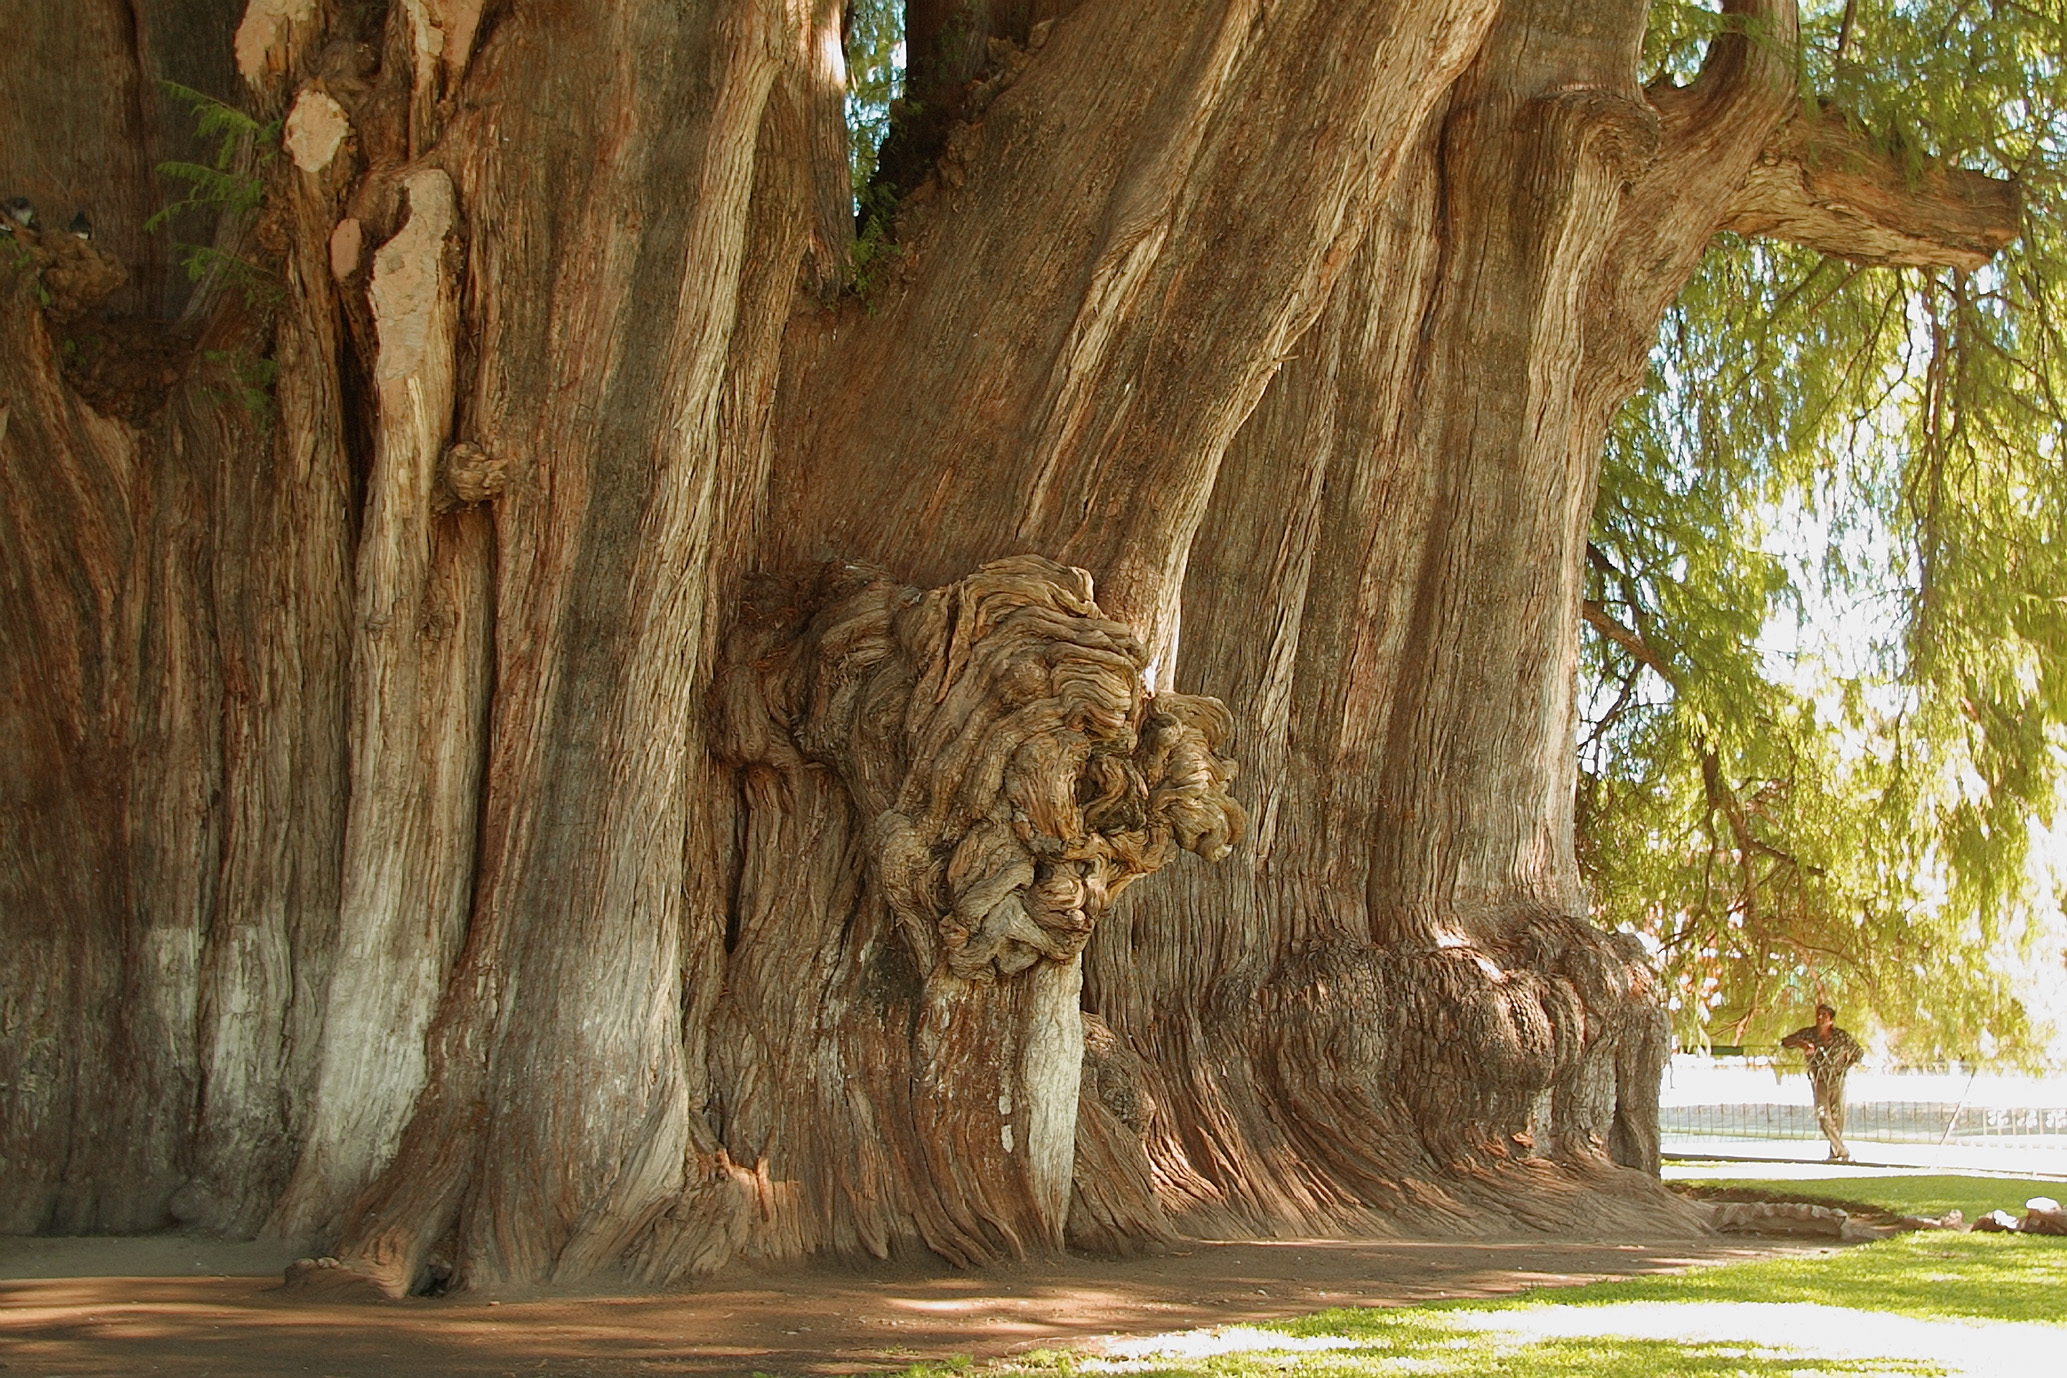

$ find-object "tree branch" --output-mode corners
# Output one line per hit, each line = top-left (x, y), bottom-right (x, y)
(1686, 0), (1798, 116)
(1833, 0), (1858, 62)
(1581, 661), (1645, 753)
(1721, 107), (2021, 271)
(1581, 598), (1676, 684)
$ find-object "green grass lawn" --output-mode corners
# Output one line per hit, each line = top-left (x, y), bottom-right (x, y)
(879, 1175), (2066, 1378)
(1437, 1229), (2067, 1326)
(1676, 1173), (2064, 1224)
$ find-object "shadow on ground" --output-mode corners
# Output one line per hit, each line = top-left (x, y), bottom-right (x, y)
(0, 1233), (1801, 1376)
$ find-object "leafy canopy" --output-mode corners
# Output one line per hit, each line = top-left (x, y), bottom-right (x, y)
(1583, 0), (2067, 1063)
(843, 0), (903, 202)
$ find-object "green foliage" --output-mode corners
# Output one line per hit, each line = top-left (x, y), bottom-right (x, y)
(849, 179), (903, 299)
(840, 1), (909, 299)
(888, 1357), (975, 1378)
(907, 1215), (2062, 1376)
(1583, 1), (2067, 1065)
(844, 0), (904, 203)
(200, 347), (279, 421)
(146, 81), (281, 296)
(146, 81), (277, 230)
(3, 232), (53, 307)
(912, 1338), (1939, 1378)
(990, 1332), (1938, 1377)
(175, 244), (281, 305)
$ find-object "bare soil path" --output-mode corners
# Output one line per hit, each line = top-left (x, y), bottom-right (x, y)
(0, 1232), (1797, 1377)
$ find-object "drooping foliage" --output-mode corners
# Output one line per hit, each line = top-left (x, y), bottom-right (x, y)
(1582, 0), (2067, 1062)
(843, 0), (904, 201)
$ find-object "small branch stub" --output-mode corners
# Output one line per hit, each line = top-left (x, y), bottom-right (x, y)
(436, 440), (506, 507)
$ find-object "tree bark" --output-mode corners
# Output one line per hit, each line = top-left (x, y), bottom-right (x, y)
(0, 0), (2018, 1292)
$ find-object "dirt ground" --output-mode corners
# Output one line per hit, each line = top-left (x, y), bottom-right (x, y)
(0, 1230), (1798, 1377)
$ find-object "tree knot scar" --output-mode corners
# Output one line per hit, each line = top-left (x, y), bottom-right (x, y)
(1538, 88), (1662, 181)
(437, 441), (508, 507)
(718, 556), (1245, 982)
(6, 220), (127, 320)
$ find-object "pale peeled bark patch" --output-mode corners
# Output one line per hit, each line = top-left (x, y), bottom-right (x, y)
(1020, 956), (1086, 1231)
(400, 0), (486, 150)
(405, 0), (486, 89)
(267, 165), (476, 1247)
(284, 90), (351, 174)
(369, 171), (458, 385)
(234, 0), (319, 86)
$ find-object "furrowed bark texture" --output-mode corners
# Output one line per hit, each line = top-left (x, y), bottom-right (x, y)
(1086, 0), (1799, 1237)
(0, 0), (338, 1236)
(712, 556), (1241, 1265)
(1, 0), (2019, 1290)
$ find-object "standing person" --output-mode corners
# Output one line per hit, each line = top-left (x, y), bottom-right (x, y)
(1781, 1004), (1865, 1162)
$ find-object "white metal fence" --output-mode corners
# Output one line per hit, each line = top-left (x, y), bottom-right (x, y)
(1659, 1055), (2067, 1166)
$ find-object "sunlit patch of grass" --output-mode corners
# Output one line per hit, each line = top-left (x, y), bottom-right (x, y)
(1488, 1230), (2067, 1326)
(889, 1235), (2060, 1374)
(950, 1311), (1947, 1376)
(879, 1178), (2066, 1377)
(1679, 1174), (2063, 1224)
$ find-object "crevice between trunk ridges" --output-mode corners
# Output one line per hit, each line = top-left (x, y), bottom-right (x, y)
(710, 556), (1242, 1268)
(1, 4), (340, 1236)
(1078, 0), (1805, 1250)
(0, 252), (150, 1234)
(267, 0), (852, 1298)
(265, 161), (490, 1249)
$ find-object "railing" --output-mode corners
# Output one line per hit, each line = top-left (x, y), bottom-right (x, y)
(1662, 1100), (2067, 1143)
(1657, 1054), (2067, 1150)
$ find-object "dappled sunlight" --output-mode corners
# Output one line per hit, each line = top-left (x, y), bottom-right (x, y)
(10, 1189), (2051, 1378)
(0, 1234), (1782, 1376)
(1446, 1299), (2055, 1377)
(1093, 1324), (1363, 1365)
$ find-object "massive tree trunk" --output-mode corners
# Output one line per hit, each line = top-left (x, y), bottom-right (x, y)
(1, 0), (2015, 1292)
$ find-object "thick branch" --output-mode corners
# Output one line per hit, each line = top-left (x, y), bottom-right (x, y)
(1722, 107), (2020, 271)
(1683, 0), (1798, 122)
(1580, 599), (1675, 684)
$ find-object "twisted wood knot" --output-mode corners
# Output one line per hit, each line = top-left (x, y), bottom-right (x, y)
(7, 224), (127, 319)
(721, 554), (1243, 982)
(1539, 87), (1662, 179)
(437, 440), (507, 506)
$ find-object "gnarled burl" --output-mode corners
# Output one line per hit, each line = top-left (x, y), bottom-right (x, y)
(714, 555), (1241, 1264)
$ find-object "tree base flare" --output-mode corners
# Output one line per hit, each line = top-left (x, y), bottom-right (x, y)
(281, 1255), (403, 1302)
